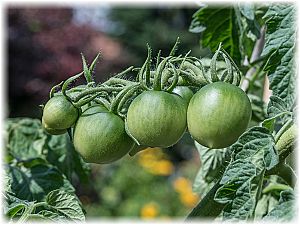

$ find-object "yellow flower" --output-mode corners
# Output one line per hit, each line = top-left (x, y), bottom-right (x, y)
(138, 148), (174, 176)
(173, 177), (200, 208)
(173, 177), (191, 193)
(151, 160), (174, 176)
(140, 202), (159, 219)
(180, 192), (199, 208)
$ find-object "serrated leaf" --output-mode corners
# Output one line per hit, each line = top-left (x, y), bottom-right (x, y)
(263, 96), (292, 129)
(45, 189), (85, 221)
(46, 134), (90, 183)
(232, 127), (278, 170)
(222, 180), (256, 221)
(189, 5), (261, 65)
(193, 142), (230, 196)
(263, 189), (295, 222)
(189, 6), (241, 64)
(215, 160), (257, 204)
(36, 210), (68, 222)
(7, 164), (74, 202)
(248, 94), (267, 122)
(262, 4), (296, 110)
(267, 95), (290, 117)
(5, 119), (47, 161)
(215, 127), (278, 221)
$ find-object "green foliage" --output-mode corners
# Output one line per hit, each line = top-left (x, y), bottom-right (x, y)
(4, 118), (88, 222)
(262, 4), (296, 111)
(214, 127), (278, 220)
(5, 4), (296, 222)
(187, 3), (296, 222)
(262, 189), (295, 222)
(189, 4), (261, 65)
(192, 143), (230, 196)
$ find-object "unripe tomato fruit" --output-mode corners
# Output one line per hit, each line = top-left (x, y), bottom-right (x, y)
(173, 86), (194, 104)
(73, 105), (135, 164)
(42, 95), (79, 130)
(126, 91), (187, 148)
(42, 118), (67, 135)
(187, 82), (252, 149)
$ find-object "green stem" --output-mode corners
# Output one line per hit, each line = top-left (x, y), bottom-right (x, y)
(182, 61), (209, 84)
(169, 37), (180, 56)
(165, 63), (179, 92)
(153, 56), (171, 91)
(102, 78), (137, 86)
(49, 81), (64, 98)
(18, 201), (47, 223)
(274, 119), (294, 143)
(138, 45), (152, 90)
(110, 85), (137, 113)
(61, 71), (84, 100)
(250, 169), (266, 220)
(113, 66), (134, 79)
(161, 68), (173, 89)
(220, 47), (242, 86)
(81, 53), (94, 83)
(155, 50), (162, 69)
(178, 69), (206, 87)
(117, 85), (141, 116)
(94, 97), (111, 109)
(74, 92), (104, 108)
(72, 86), (123, 102)
(221, 52), (234, 84)
(210, 43), (222, 82)
(88, 53), (101, 75)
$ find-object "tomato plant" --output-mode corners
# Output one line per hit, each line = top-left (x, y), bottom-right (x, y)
(5, 3), (296, 222)
(187, 82), (252, 148)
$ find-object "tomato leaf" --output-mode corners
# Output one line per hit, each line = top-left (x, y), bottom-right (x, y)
(5, 118), (47, 161)
(46, 134), (91, 183)
(193, 142), (230, 196)
(35, 210), (68, 222)
(44, 189), (85, 221)
(7, 163), (74, 202)
(261, 4), (296, 110)
(189, 5), (260, 65)
(262, 96), (293, 131)
(214, 126), (278, 221)
(189, 6), (241, 64)
(5, 202), (27, 219)
(262, 189), (295, 222)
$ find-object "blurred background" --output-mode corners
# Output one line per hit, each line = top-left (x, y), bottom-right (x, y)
(7, 4), (208, 219)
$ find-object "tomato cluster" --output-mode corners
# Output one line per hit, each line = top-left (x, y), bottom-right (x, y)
(41, 42), (252, 164)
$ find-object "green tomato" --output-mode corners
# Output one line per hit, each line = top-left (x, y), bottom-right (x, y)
(42, 117), (67, 135)
(42, 95), (79, 130)
(73, 105), (135, 164)
(187, 82), (252, 149)
(172, 86), (194, 103)
(126, 91), (187, 148)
